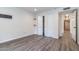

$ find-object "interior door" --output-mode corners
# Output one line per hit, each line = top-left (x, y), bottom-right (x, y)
(64, 20), (70, 31)
(70, 10), (77, 42)
(37, 16), (43, 35)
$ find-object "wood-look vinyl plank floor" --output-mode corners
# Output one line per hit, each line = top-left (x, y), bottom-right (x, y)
(0, 32), (79, 51)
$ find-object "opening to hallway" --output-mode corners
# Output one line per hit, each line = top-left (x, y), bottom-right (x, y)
(58, 9), (78, 44)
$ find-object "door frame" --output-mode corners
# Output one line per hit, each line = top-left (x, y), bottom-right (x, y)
(43, 16), (45, 36)
(75, 9), (78, 44)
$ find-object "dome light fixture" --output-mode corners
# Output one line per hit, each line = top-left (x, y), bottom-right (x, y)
(34, 8), (38, 12)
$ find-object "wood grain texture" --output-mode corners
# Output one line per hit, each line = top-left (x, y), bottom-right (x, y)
(0, 31), (79, 51)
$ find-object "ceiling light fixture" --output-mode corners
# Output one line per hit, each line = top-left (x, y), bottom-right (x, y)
(34, 8), (38, 11)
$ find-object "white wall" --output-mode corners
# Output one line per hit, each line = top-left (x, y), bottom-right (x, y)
(0, 7), (34, 43)
(58, 13), (64, 37)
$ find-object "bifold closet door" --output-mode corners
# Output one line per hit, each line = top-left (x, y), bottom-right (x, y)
(37, 16), (43, 35)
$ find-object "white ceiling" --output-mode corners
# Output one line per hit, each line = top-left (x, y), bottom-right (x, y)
(22, 7), (58, 14)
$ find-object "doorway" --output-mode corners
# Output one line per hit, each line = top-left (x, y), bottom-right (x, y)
(64, 15), (70, 32)
(58, 9), (78, 44)
(64, 20), (70, 31)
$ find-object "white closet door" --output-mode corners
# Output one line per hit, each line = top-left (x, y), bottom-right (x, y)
(37, 16), (43, 35)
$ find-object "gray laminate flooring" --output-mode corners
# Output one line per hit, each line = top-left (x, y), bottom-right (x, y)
(0, 31), (79, 51)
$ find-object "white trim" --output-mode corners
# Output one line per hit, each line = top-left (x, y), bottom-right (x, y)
(0, 34), (33, 44)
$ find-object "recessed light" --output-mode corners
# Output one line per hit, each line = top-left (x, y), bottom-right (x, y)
(34, 8), (38, 11)
(65, 14), (69, 16)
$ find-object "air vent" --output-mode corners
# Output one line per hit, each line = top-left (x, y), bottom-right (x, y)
(63, 7), (70, 10)
(0, 14), (12, 19)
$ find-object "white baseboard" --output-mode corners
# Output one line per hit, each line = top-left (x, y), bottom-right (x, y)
(0, 33), (33, 44)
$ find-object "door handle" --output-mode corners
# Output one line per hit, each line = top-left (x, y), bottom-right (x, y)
(73, 27), (77, 28)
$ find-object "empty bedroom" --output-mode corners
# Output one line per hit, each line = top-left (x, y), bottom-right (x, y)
(0, 7), (79, 51)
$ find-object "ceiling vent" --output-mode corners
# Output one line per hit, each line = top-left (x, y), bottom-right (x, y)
(63, 7), (70, 10)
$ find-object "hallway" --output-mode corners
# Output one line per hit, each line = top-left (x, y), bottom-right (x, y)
(57, 31), (79, 51)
